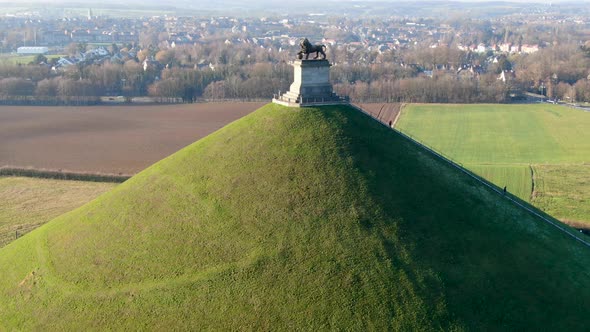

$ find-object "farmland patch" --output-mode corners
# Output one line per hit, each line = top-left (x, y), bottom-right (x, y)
(0, 102), (263, 174)
(532, 164), (590, 228)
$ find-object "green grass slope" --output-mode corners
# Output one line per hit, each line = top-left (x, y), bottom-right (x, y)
(1, 104), (589, 330)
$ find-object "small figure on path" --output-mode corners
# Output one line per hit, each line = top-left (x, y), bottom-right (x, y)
(503, 186), (507, 195)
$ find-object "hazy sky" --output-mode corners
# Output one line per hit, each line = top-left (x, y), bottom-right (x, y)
(0, 0), (586, 3)
(1, 0), (588, 18)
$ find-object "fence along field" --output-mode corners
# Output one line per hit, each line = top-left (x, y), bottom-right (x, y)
(395, 103), (590, 229)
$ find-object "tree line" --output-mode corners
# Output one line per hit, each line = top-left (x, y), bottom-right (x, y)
(0, 39), (589, 104)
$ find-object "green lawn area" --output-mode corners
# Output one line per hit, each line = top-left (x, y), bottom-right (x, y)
(396, 104), (590, 164)
(0, 177), (116, 248)
(396, 103), (590, 227)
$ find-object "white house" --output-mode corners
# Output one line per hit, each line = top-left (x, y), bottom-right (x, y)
(17, 47), (49, 55)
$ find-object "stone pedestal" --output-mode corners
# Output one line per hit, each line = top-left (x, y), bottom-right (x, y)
(272, 59), (348, 107)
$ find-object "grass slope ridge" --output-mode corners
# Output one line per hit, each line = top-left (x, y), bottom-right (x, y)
(1, 104), (589, 330)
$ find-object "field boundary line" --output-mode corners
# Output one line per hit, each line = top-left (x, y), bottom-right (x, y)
(392, 103), (405, 127)
(529, 165), (536, 201)
(350, 104), (590, 249)
(0, 167), (131, 183)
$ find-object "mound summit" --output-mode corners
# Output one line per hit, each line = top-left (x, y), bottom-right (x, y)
(1, 104), (589, 330)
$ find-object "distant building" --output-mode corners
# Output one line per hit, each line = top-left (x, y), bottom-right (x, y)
(457, 65), (484, 80)
(71, 30), (93, 43)
(142, 58), (160, 72)
(54, 57), (76, 68)
(17, 47), (48, 55)
(521, 44), (539, 54)
(457, 44), (469, 51)
(116, 31), (138, 43)
(499, 43), (511, 52)
(83, 47), (109, 59)
(42, 31), (70, 45)
(498, 70), (516, 83)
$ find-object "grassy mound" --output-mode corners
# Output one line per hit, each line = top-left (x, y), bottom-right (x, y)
(1, 104), (589, 330)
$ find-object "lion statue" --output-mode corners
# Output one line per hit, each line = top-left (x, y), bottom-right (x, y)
(297, 38), (326, 60)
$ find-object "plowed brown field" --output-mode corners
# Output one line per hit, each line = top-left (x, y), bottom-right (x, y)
(357, 103), (402, 126)
(0, 102), (263, 174)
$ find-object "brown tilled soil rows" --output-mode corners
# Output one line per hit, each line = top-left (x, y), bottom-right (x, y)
(0, 102), (264, 174)
(357, 103), (402, 126)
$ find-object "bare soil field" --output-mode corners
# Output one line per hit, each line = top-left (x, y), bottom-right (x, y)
(0, 102), (264, 174)
(356, 103), (402, 126)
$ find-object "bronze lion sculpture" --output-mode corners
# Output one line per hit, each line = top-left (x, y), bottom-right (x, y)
(297, 38), (327, 60)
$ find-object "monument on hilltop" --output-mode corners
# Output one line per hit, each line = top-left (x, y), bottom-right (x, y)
(272, 38), (348, 107)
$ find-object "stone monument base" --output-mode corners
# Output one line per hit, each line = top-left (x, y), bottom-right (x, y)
(272, 59), (349, 108)
(272, 94), (349, 108)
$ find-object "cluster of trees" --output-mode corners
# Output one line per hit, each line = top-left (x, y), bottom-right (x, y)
(334, 76), (510, 103)
(551, 79), (590, 102)
(513, 44), (590, 101)
(150, 62), (291, 102)
(0, 76), (101, 105)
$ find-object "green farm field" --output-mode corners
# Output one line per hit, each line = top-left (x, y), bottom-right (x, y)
(396, 103), (590, 227)
(532, 164), (590, 229)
